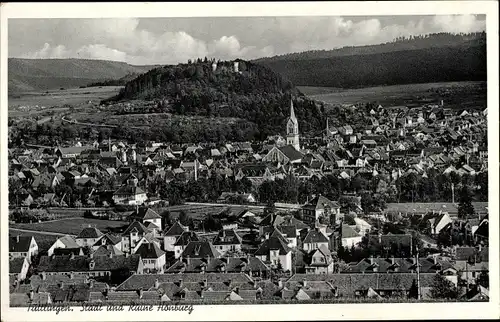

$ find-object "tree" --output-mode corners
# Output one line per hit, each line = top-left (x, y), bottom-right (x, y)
(430, 274), (459, 299)
(408, 279), (419, 299)
(458, 186), (475, 219)
(178, 211), (190, 226)
(477, 270), (489, 289)
(161, 211), (173, 230)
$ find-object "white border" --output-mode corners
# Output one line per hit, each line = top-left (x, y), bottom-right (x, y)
(1, 1), (499, 321)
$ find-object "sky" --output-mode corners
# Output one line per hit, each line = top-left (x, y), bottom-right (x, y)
(9, 15), (486, 65)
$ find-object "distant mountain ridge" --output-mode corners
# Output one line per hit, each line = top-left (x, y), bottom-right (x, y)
(8, 58), (157, 93)
(254, 32), (486, 88)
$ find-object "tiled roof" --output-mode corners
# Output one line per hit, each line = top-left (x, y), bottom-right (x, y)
(212, 229), (243, 245)
(77, 227), (104, 239)
(57, 235), (80, 248)
(174, 231), (200, 246)
(286, 273), (436, 296)
(303, 195), (339, 210)
(166, 257), (269, 274)
(116, 273), (252, 292)
(130, 207), (161, 220)
(180, 241), (220, 259)
(9, 236), (33, 253)
(135, 243), (165, 259)
(122, 221), (150, 236)
(38, 254), (141, 273)
(9, 257), (26, 274)
(278, 145), (303, 161)
(255, 235), (291, 256)
(303, 230), (329, 244)
(114, 185), (145, 196)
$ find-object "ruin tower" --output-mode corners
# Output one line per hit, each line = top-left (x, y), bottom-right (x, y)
(286, 99), (300, 151)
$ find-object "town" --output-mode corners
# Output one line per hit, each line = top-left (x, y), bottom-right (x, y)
(9, 87), (489, 305)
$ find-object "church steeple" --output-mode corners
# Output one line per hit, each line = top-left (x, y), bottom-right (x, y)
(289, 99), (297, 122)
(286, 98), (300, 151)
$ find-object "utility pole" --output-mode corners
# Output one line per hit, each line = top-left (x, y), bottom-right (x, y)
(416, 244), (421, 300)
(451, 182), (455, 204)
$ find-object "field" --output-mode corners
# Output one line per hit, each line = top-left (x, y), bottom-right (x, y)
(8, 86), (122, 112)
(299, 81), (487, 110)
(10, 218), (128, 235)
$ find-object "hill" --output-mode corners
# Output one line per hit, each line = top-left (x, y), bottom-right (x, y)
(8, 58), (157, 93)
(255, 32), (486, 88)
(106, 58), (327, 140)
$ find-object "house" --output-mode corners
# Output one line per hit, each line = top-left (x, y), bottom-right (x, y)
(340, 225), (363, 248)
(91, 233), (122, 252)
(302, 229), (329, 252)
(135, 243), (166, 273)
(10, 257), (30, 282)
(121, 221), (151, 254)
(163, 221), (188, 252)
(9, 236), (38, 262)
(174, 231), (201, 259)
(212, 229), (243, 256)
(37, 253), (143, 279)
(304, 245), (334, 274)
(129, 207), (162, 229)
(76, 227), (104, 248)
(180, 241), (221, 259)
(48, 235), (80, 256)
(426, 212), (453, 236)
(454, 246), (489, 285)
(166, 256), (270, 279)
(254, 232), (292, 271)
(112, 176), (147, 206)
(301, 195), (340, 228)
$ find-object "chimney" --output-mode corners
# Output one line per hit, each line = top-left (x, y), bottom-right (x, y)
(178, 279), (184, 289)
(108, 252), (113, 259)
(154, 278), (160, 289)
(278, 279), (283, 288)
(89, 279), (95, 288)
(125, 252), (129, 258)
(253, 280), (257, 289)
(302, 279), (307, 288)
(433, 256), (438, 265)
(70, 253), (75, 260)
(29, 290), (34, 301)
(370, 256), (374, 265)
(391, 257), (395, 265)
(89, 252), (94, 259)
(41, 272), (46, 280)
(138, 288), (143, 299)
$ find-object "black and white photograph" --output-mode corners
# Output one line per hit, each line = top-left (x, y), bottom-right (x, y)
(1, 2), (499, 321)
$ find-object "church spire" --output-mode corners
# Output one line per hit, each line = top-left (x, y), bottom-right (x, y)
(289, 98), (296, 122)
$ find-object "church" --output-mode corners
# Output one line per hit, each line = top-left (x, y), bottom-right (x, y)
(286, 99), (300, 151)
(262, 99), (303, 165)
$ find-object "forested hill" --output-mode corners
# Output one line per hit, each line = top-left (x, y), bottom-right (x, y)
(108, 59), (327, 139)
(255, 32), (486, 88)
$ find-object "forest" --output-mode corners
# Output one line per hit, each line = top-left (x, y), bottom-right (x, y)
(256, 32), (486, 88)
(102, 58), (327, 141)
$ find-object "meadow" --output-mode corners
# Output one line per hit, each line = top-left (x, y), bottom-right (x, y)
(10, 218), (128, 236)
(298, 81), (486, 110)
(8, 86), (122, 112)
